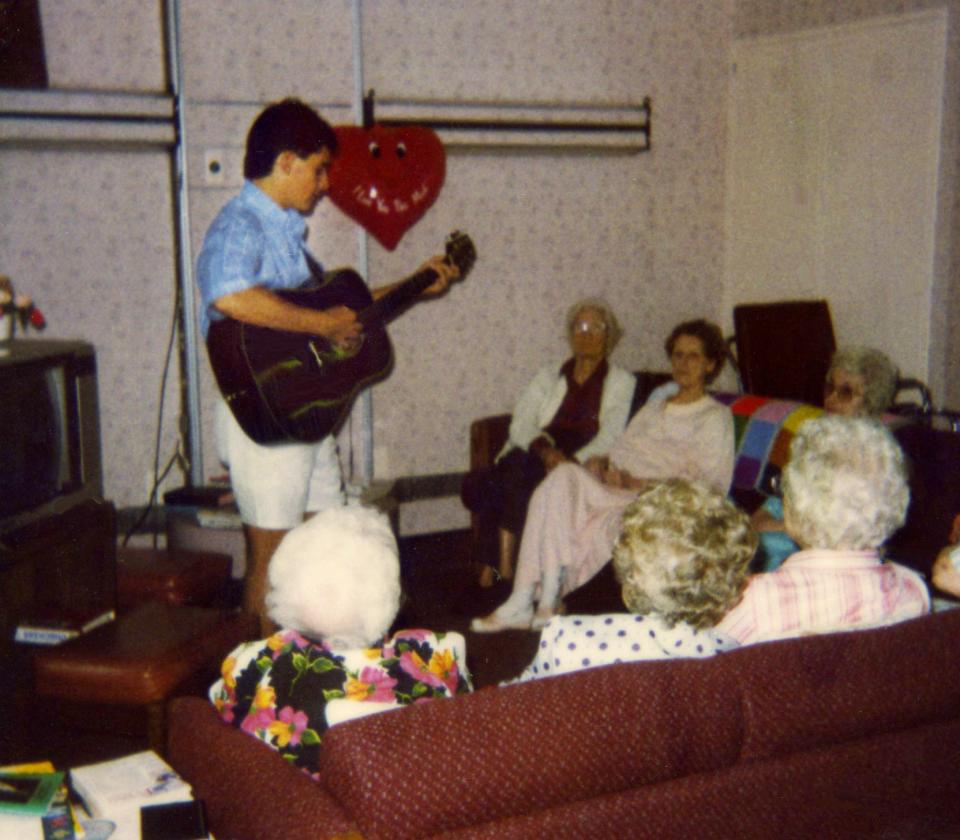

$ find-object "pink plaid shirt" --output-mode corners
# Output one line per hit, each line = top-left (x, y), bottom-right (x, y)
(717, 549), (930, 646)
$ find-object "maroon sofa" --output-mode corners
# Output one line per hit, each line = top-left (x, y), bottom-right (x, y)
(167, 606), (960, 840)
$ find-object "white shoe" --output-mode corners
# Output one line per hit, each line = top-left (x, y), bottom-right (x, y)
(470, 610), (532, 633)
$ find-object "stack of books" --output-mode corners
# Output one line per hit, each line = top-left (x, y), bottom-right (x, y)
(14, 606), (115, 646)
(0, 761), (79, 840)
(70, 751), (207, 840)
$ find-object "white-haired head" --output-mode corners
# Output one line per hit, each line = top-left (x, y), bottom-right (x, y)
(265, 505), (401, 648)
(565, 297), (623, 355)
(783, 415), (908, 551)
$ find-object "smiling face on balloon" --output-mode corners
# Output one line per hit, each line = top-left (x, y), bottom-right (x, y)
(327, 124), (446, 251)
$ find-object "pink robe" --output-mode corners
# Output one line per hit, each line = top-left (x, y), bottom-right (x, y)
(502, 395), (734, 617)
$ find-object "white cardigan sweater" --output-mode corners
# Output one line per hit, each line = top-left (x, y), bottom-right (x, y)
(499, 362), (636, 463)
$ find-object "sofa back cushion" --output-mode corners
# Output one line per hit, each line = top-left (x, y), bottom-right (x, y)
(728, 607), (960, 761)
(317, 609), (960, 840)
(318, 655), (744, 840)
(628, 370), (674, 417)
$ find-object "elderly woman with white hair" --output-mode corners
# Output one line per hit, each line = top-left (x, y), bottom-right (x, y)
(209, 506), (471, 776)
(719, 415), (929, 646)
(461, 297), (635, 588)
(512, 479), (756, 682)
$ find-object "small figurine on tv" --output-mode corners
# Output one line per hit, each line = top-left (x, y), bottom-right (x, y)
(0, 275), (47, 349)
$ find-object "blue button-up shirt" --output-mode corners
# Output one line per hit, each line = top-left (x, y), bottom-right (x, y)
(196, 181), (318, 338)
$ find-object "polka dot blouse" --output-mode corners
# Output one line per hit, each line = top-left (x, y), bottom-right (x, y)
(511, 613), (739, 684)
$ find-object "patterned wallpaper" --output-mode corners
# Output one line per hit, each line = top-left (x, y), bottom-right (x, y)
(5, 0), (956, 533)
(734, 0), (949, 36)
(38, 0), (166, 92)
(362, 0), (653, 102)
(178, 0), (355, 104)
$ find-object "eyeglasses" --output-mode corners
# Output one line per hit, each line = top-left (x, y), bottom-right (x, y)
(573, 320), (607, 335)
(823, 381), (862, 402)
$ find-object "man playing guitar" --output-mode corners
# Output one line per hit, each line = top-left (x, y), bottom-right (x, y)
(196, 98), (459, 633)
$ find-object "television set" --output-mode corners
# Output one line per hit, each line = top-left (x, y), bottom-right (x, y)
(0, 339), (104, 538)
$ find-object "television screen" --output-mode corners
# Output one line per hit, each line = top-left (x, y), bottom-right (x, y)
(0, 364), (71, 518)
(0, 340), (101, 535)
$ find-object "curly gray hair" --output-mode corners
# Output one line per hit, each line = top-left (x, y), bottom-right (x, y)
(782, 415), (908, 551)
(612, 479), (757, 630)
(566, 297), (623, 355)
(828, 346), (899, 417)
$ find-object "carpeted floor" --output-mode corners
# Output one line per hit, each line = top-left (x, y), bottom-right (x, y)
(397, 527), (626, 687)
(395, 528), (541, 687)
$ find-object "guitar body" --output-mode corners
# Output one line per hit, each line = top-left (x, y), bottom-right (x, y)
(206, 231), (475, 445)
(207, 268), (393, 444)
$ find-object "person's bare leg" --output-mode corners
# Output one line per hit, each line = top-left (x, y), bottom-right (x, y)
(242, 524), (287, 636)
(498, 528), (516, 581)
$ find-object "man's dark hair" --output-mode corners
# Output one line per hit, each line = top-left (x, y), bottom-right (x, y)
(663, 318), (727, 384)
(243, 98), (338, 180)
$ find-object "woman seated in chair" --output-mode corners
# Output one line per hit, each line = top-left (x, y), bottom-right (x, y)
(209, 506), (472, 777)
(471, 318), (734, 633)
(511, 479), (755, 682)
(461, 297), (636, 588)
(752, 345), (899, 571)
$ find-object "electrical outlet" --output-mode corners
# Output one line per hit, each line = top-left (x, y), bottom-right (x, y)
(203, 149), (227, 186)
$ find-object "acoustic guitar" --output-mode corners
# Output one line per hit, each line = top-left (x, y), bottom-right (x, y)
(207, 231), (476, 444)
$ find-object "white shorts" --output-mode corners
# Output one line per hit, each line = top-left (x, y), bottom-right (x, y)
(215, 399), (344, 529)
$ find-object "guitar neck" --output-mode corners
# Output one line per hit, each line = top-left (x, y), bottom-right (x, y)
(358, 266), (439, 327)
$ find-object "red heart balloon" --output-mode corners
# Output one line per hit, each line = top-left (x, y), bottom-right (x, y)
(327, 124), (446, 251)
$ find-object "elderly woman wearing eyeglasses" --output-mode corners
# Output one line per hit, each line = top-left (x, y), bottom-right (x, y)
(822, 346), (899, 418)
(751, 346), (899, 571)
(461, 298), (636, 588)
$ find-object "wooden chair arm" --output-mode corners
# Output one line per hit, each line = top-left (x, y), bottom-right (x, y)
(469, 413), (512, 472)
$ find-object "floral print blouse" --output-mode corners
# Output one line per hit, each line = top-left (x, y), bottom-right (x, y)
(210, 628), (472, 775)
